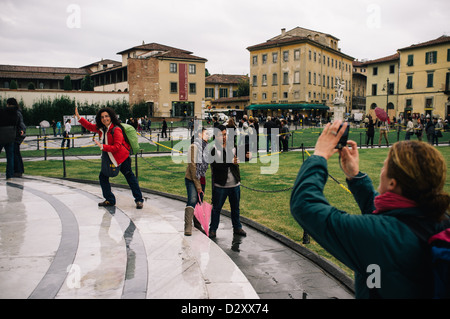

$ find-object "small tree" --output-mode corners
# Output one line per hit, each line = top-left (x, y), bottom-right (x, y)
(81, 75), (94, 91)
(28, 82), (36, 90)
(63, 75), (72, 90)
(236, 77), (249, 97)
(10, 80), (18, 89)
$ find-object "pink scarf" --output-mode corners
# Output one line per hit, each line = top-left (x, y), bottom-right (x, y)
(373, 191), (417, 214)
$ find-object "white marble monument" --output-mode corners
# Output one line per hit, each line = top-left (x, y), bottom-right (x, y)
(333, 77), (347, 121)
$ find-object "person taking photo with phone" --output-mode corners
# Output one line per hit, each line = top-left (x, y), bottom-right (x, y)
(290, 120), (449, 298)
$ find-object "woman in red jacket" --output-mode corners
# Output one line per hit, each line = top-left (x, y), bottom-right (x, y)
(75, 106), (144, 209)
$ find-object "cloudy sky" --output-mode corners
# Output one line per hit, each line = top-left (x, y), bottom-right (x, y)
(0, 0), (448, 75)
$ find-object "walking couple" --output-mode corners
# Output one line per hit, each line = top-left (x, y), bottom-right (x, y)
(184, 124), (251, 239)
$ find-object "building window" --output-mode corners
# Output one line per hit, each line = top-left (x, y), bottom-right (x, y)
(294, 49), (300, 60)
(283, 72), (289, 85)
(272, 52), (278, 63)
(283, 92), (288, 99)
(308, 72), (311, 84)
(372, 84), (377, 96)
(189, 64), (196, 74)
(406, 75), (413, 89)
(388, 82), (395, 95)
(219, 88), (228, 98)
(427, 72), (434, 87)
(406, 99), (412, 107)
(170, 63), (177, 73)
(425, 51), (437, 64)
(425, 97), (433, 108)
(170, 82), (178, 93)
(272, 92), (277, 100)
(252, 55), (258, 65)
(252, 75), (257, 87)
(373, 67), (378, 76)
(294, 91), (300, 99)
(205, 88), (214, 98)
(407, 54), (414, 66)
(262, 74), (267, 86)
(262, 92), (267, 100)
(283, 51), (289, 62)
(389, 65), (395, 74)
(272, 73), (278, 85)
(189, 83), (196, 94)
(262, 54), (267, 64)
(294, 71), (300, 84)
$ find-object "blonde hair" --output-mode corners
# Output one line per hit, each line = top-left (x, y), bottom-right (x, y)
(387, 141), (449, 221)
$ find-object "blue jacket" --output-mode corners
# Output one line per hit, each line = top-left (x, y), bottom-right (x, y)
(290, 155), (440, 298)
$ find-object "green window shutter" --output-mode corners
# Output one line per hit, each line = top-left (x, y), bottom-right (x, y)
(407, 54), (414, 66)
(447, 49), (450, 62)
(407, 75), (413, 89)
(427, 73), (434, 87)
(425, 52), (430, 64)
(433, 51), (437, 63)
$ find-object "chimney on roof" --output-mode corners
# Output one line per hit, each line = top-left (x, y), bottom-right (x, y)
(281, 28), (286, 36)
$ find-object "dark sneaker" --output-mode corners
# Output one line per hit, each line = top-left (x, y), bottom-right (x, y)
(209, 231), (216, 239)
(136, 201), (143, 209)
(233, 228), (247, 237)
(98, 200), (115, 207)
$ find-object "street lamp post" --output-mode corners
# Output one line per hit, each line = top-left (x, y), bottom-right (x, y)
(385, 78), (390, 112)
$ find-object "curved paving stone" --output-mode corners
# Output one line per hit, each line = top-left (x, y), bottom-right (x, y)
(0, 175), (354, 299)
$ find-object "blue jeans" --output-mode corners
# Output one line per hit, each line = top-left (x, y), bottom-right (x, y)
(99, 157), (143, 204)
(185, 178), (205, 208)
(210, 185), (242, 232)
(0, 142), (14, 179)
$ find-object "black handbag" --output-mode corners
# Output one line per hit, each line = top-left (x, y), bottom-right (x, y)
(101, 152), (121, 177)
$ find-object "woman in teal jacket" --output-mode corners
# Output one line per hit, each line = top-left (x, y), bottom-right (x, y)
(290, 120), (449, 298)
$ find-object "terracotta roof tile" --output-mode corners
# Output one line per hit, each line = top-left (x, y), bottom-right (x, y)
(362, 53), (399, 65)
(398, 35), (450, 51)
(206, 74), (248, 84)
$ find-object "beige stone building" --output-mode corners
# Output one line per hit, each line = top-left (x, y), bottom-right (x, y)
(364, 53), (400, 119)
(397, 35), (450, 118)
(117, 43), (207, 118)
(352, 60), (367, 112)
(364, 35), (450, 120)
(205, 74), (249, 117)
(246, 27), (354, 118)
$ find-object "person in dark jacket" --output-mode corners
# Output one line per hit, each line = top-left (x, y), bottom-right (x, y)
(425, 117), (436, 145)
(290, 120), (449, 298)
(209, 125), (250, 239)
(365, 117), (375, 147)
(0, 98), (25, 179)
(161, 118), (168, 138)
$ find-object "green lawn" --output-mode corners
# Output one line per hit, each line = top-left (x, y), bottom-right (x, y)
(2, 144), (449, 279)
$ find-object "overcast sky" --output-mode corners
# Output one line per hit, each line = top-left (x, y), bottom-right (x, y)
(1, 0), (449, 75)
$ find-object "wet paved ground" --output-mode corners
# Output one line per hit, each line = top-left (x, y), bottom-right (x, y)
(0, 175), (354, 299)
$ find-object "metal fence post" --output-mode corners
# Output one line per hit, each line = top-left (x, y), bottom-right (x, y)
(62, 147), (66, 178)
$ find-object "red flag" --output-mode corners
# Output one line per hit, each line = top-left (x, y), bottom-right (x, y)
(179, 63), (188, 101)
